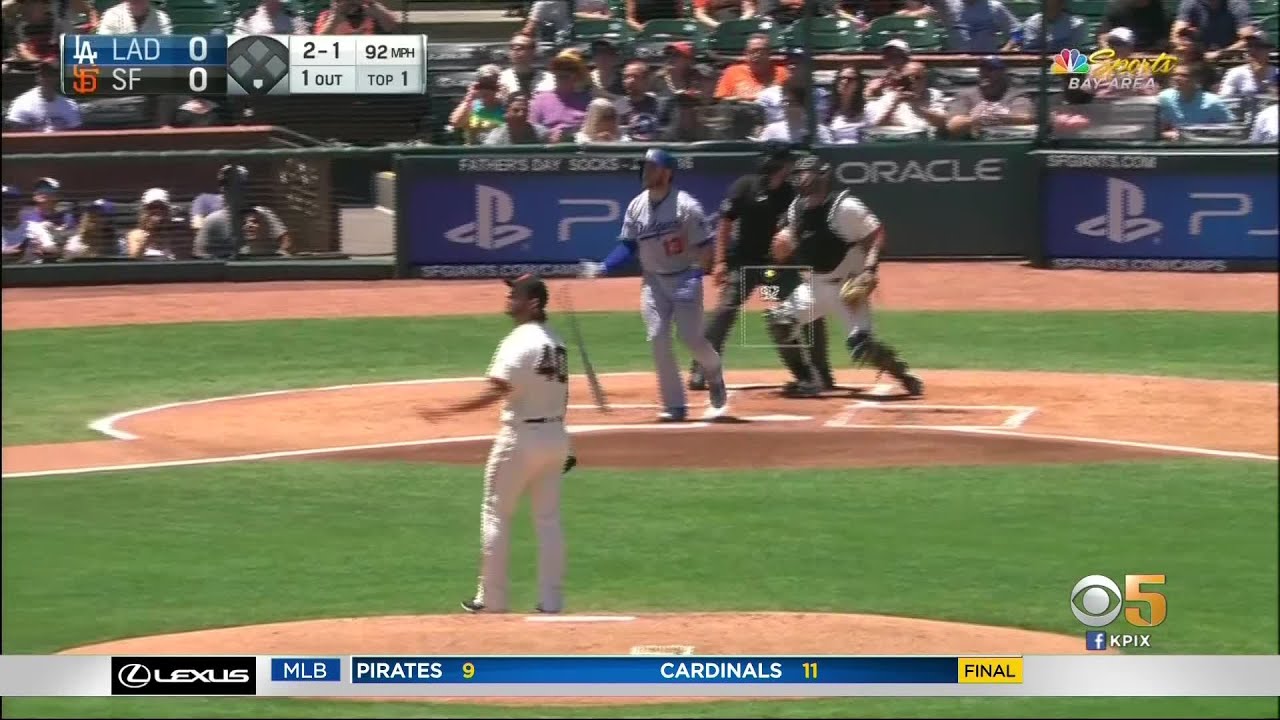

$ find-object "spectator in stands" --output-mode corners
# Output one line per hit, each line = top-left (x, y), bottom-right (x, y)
(626, 0), (683, 32)
(3, 0), (55, 62)
(4, 61), (80, 131)
(190, 190), (222, 231)
(1098, 0), (1170, 51)
(1, 185), (58, 263)
(195, 166), (292, 258)
(866, 60), (948, 135)
(1250, 102), (1277, 143)
(1092, 27), (1162, 96)
(616, 60), (661, 126)
(827, 65), (868, 142)
(241, 207), (289, 255)
(693, 0), (755, 29)
(576, 97), (630, 141)
(97, 0), (170, 34)
(449, 64), (506, 145)
(1171, 0), (1255, 55)
(894, 0), (936, 19)
(628, 113), (663, 140)
(530, 50), (593, 141)
(63, 199), (123, 259)
(313, 0), (398, 34)
(758, 0), (835, 26)
(20, 177), (77, 244)
(1014, 0), (1085, 51)
(661, 91), (713, 139)
(588, 39), (625, 99)
(1157, 62), (1232, 139)
(127, 189), (194, 259)
(1219, 34), (1278, 98)
(945, 55), (1035, 139)
(524, 0), (612, 39)
(948, 0), (1021, 53)
(715, 34), (789, 102)
(484, 91), (550, 144)
(757, 47), (830, 123)
(865, 39), (911, 99)
(758, 75), (835, 142)
(500, 33), (553, 97)
(654, 41), (701, 98)
(233, 0), (307, 34)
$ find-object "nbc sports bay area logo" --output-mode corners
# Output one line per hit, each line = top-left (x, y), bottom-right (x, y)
(1074, 177), (1162, 244)
(1050, 48), (1176, 92)
(1070, 574), (1167, 650)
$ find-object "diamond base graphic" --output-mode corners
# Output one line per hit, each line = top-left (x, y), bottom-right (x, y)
(738, 265), (814, 349)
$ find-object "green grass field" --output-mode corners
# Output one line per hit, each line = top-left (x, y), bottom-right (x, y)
(2, 310), (1277, 718)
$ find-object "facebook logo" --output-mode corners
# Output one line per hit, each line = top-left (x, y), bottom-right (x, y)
(1085, 631), (1108, 651)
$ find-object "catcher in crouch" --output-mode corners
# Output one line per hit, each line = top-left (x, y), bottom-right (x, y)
(767, 155), (924, 397)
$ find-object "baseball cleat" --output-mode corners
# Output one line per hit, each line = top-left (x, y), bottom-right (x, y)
(707, 371), (728, 410)
(898, 373), (924, 397)
(460, 600), (487, 613)
(687, 367), (707, 391)
(781, 380), (822, 398)
(534, 604), (560, 614)
(656, 407), (688, 422)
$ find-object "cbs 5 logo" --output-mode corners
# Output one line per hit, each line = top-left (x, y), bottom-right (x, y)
(1070, 574), (1167, 628)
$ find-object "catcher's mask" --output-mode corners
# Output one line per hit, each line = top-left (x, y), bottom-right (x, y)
(790, 154), (832, 198)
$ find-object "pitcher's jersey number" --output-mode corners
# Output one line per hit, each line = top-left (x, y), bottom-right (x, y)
(536, 345), (569, 383)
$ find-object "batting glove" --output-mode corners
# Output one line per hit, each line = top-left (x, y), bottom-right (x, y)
(578, 260), (605, 279)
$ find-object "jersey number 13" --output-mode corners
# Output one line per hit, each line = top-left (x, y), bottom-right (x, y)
(536, 345), (569, 384)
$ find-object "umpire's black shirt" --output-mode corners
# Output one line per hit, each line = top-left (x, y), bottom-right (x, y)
(719, 173), (795, 268)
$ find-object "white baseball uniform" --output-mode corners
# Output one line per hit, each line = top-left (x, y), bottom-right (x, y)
(474, 320), (571, 613)
(775, 192), (882, 337)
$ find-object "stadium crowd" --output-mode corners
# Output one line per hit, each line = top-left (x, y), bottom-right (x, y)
(0, 0), (1276, 263)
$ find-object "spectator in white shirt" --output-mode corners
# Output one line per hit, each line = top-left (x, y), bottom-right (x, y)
(63, 199), (126, 259)
(758, 76), (835, 143)
(826, 65), (867, 143)
(865, 61), (948, 134)
(4, 61), (81, 132)
(1218, 35), (1278, 98)
(1250, 103), (1277, 143)
(233, 0), (307, 34)
(500, 33), (553, 98)
(97, 0), (172, 35)
(2, 185), (59, 263)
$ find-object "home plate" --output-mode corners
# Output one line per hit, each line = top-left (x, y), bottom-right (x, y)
(743, 414), (812, 422)
(525, 615), (638, 623)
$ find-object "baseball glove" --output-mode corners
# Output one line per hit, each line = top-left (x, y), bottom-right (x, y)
(840, 269), (878, 309)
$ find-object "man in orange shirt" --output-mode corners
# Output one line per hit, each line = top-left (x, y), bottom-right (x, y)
(714, 33), (789, 101)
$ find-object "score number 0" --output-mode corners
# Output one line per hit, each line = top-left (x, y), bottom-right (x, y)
(187, 36), (209, 92)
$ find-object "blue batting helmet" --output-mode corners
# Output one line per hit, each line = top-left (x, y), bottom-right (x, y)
(644, 147), (677, 172)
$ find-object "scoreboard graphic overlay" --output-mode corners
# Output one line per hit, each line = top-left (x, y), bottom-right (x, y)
(60, 34), (428, 97)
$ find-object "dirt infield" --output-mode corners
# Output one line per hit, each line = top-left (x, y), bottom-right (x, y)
(59, 612), (1100, 705)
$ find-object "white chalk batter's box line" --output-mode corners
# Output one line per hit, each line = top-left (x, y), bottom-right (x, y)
(825, 403), (1038, 430)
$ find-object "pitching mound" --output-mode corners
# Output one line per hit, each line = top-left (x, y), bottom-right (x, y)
(61, 612), (1095, 705)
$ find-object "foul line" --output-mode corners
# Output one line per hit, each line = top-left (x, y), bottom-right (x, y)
(946, 426), (1279, 462)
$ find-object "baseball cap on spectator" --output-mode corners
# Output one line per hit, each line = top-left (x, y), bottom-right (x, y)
(978, 55), (1006, 71)
(218, 164), (249, 186)
(629, 115), (661, 140)
(86, 198), (115, 214)
(590, 38), (619, 57)
(665, 41), (694, 59)
(141, 188), (171, 207)
(1105, 27), (1135, 46)
(33, 177), (61, 195)
(881, 39), (911, 57)
(2, 185), (20, 200)
(504, 273), (549, 310)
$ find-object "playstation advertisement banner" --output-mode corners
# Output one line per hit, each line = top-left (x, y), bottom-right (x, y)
(1039, 151), (1279, 272)
(397, 152), (755, 278)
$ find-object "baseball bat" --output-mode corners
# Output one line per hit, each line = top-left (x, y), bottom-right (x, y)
(562, 287), (611, 413)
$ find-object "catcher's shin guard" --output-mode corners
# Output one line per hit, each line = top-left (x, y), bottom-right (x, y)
(846, 332), (913, 381)
(767, 312), (817, 384)
(808, 317), (836, 388)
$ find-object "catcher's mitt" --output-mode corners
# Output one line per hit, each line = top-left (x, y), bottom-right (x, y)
(840, 269), (878, 309)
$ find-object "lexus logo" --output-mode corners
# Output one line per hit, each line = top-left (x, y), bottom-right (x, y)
(117, 664), (152, 689)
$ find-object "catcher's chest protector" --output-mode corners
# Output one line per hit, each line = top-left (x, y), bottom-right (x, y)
(787, 190), (855, 274)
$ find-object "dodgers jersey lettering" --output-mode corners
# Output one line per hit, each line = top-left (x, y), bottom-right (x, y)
(621, 189), (709, 275)
(487, 322), (570, 423)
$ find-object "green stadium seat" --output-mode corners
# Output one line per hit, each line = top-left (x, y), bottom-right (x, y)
(781, 16), (862, 52)
(608, 0), (624, 16)
(1252, 0), (1278, 17)
(637, 18), (700, 40)
(863, 15), (945, 50)
(1262, 14), (1279, 44)
(572, 18), (634, 43)
(1069, 0), (1110, 17)
(708, 17), (782, 52)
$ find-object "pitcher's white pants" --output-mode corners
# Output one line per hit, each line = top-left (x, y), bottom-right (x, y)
(474, 422), (570, 613)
